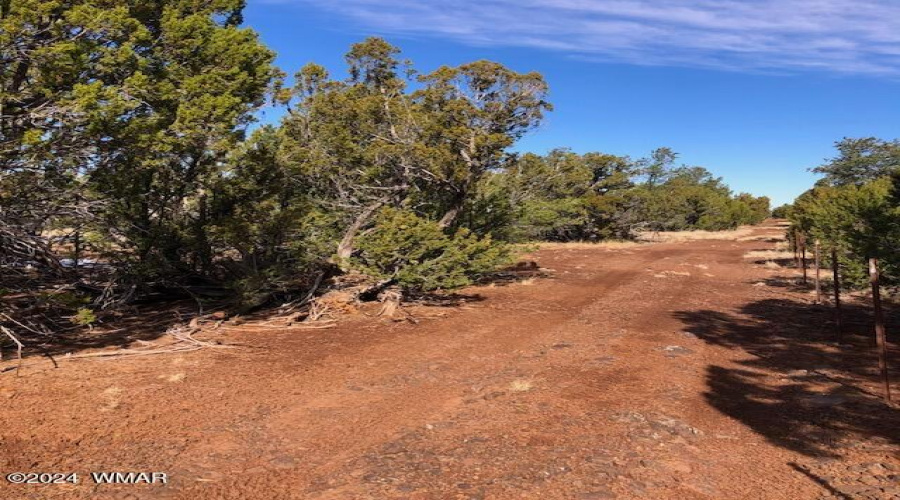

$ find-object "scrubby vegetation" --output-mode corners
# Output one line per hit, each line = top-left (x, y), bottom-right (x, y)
(484, 147), (769, 242)
(786, 138), (900, 289)
(1, 1), (769, 338)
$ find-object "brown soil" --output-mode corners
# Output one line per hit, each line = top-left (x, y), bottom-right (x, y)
(2, 222), (898, 500)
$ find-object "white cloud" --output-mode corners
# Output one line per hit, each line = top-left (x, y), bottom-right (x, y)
(271, 0), (900, 76)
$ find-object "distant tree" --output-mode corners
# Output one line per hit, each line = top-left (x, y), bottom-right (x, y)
(771, 204), (792, 219)
(638, 147), (678, 187)
(488, 149), (636, 240)
(813, 137), (900, 186)
(488, 147), (764, 240)
(735, 193), (771, 222)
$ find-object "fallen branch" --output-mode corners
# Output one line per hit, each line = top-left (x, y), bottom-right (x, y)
(0, 325), (24, 375)
(220, 320), (337, 331)
(278, 270), (328, 315)
(0, 344), (205, 373)
(1, 312), (49, 336)
(167, 324), (231, 349)
(62, 345), (204, 359)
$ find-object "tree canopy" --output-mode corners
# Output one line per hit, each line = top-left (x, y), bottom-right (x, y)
(1, 10), (770, 335)
(789, 138), (900, 288)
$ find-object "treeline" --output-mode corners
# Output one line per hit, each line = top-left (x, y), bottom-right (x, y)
(1, 1), (767, 317)
(486, 147), (769, 242)
(785, 138), (900, 288)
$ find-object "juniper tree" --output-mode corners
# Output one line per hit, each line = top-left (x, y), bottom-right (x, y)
(279, 38), (551, 263)
(0, 0), (279, 277)
(813, 137), (900, 187)
(791, 179), (899, 287)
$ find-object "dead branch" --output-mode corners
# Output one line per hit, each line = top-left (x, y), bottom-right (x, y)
(1, 312), (47, 336)
(279, 270), (328, 314)
(0, 325), (24, 375)
(0, 344), (205, 373)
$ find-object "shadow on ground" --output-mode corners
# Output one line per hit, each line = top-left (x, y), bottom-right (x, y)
(0, 301), (208, 371)
(1, 284), (494, 369)
(674, 297), (899, 458)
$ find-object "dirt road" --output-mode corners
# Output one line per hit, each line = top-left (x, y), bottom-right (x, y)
(2, 222), (898, 499)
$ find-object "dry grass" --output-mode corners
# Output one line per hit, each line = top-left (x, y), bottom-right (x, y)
(737, 234), (778, 242)
(744, 250), (793, 260)
(636, 226), (755, 243)
(101, 386), (122, 411)
(508, 379), (534, 393)
(518, 225), (770, 253)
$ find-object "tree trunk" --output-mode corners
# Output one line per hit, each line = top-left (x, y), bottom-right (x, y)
(437, 201), (463, 229)
(439, 136), (479, 229)
(336, 201), (385, 261)
(869, 257), (892, 403)
(814, 240), (821, 304)
(800, 238), (807, 284)
(437, 185), (470, 229)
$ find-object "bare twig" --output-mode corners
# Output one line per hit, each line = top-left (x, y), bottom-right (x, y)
(1, 312), (46, 336)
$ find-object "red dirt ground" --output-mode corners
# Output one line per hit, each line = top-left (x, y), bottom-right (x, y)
(1, 222), (898, 500)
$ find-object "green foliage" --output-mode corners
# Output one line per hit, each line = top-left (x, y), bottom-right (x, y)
(278, 38), (551, 264)
(789, 176), (899, 288)
(813, 137), (900, 186)
(351, 208), (509, 293)
(42, 291), (91, 309)
(72, 307), (97, 326)
(2, 23), (777, 310)
(790, 137), (900, 288)
(771, 204), (792, 219)
(489, 148), (769, 241)
(1, 0), (279, 278)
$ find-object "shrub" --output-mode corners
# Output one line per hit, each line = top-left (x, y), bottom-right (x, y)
(351, 208), (510, 293)
(73, 308), (97, 327)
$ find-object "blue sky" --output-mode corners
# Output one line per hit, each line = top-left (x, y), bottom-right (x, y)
(245, 0), (900, 206)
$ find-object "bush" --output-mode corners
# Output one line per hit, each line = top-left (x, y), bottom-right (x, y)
(790, 177), (900, 289)
(351, 208), (510, 293)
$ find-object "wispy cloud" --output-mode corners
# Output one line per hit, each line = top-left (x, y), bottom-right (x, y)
(270, 0), (900, 76)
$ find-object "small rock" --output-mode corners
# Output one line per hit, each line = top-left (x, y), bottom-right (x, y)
(661, 345), (694, 357)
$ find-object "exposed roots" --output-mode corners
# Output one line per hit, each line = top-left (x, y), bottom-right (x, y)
(377, 289), (402, 318)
